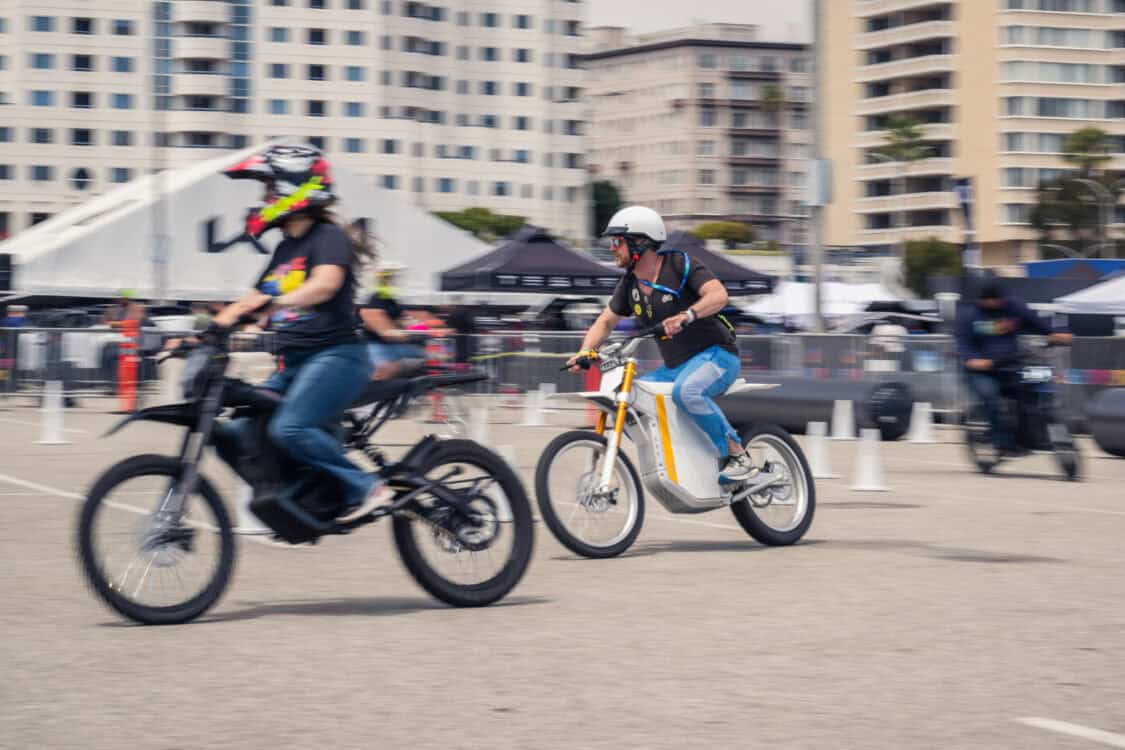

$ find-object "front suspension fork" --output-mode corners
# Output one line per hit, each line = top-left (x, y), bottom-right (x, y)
(597, 360), (636, 491)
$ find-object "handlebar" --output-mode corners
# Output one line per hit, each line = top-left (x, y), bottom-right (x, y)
(560, 324), (668, 371)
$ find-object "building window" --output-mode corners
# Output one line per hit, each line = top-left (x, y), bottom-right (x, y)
(344, 137), (365, 153)
(481, 114), (498, 128)
(493, 181), (509, 196)
(269, 99), (289, 114)
(0, 166), (10, 180)
(307, 28), (327, 45)
(699, 53), (717, 69)
(513, 116), (531, 130)
(111, 93), (132, 109)
(481, 47), (499, 62)
(308, 0), (327, 7)
(71, 91), (94, 108)
(71, 167), (93, 190)
(112, 19), (133, 35)
(412, 177), (424, 193)
(1004, 203), (1032, 225)
(307, 64), (327, 80)
(700, 109), (717, 127)
(514, 14), (532, 29)
(270, 27), (289, 42)
(271, 0), (289, 4)
(110, 167), (132, 183)
(30, 16), (54, 32)
(269, 63), (289, 78)
(697, 140), (716, 156)
(307, 136), (326, 149)
(698, 82), (715, 98)
(513, 149), (530, 164)
(0, 128), (9, 143)
(111, 130), (133, 146)
(514, 82), (532, 96)
(381, 175), (398, 189)
(31, 128), (53, 144)
(481, 12), (498, 27)
(345, 101), (364, 117)
(514, 48), (532, 63)
(480, 81), (498, 95)
(347, 0), (365, 8)
(111, 57), (132, 73)
(699, 169), (716, 185)
(306, 100), (326, 116)
(71, 129), (94, 146)
(345, 66), (365, 81)
(31, 53), (56, 70)
(71, 17), (94, 34)
(381, 138), (399, 154)
(346, 30), (364, 45)
(436, 178), (456, 193)
(31, 165), (54, 181)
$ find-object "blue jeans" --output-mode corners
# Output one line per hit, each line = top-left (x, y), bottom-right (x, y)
(368, 341), (423, 368)
(640, 346), (741, 458)
(223, 343), (377, 506)
(966, 371), (1011, 450)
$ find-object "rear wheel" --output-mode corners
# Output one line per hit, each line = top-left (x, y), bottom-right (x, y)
(730, 425), (815, 546)
(392, 439), (533, 607)
(77, 455), (235, 625)
(535, 430), (645, 559)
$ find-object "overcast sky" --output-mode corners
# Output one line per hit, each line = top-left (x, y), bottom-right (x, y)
(587, 0), (811, 42)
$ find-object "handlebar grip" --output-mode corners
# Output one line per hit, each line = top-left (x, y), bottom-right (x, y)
(561, 355), (594, 372)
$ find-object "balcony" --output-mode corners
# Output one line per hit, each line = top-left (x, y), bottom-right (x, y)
(857, 0), (953, 16)
(857, 157), (954, 180)
(856, 122), (952, 147)
(855, 88), (955, 116)
(857, 191), (957, 213)
(857, 20), (954, 51)
(174, 36), (228, 60)
(726, 184), (783, 195)
(174, 74), (228, 98)
(727, 126), (781, 137)
(175, 1), (230, 24)
(726, 155), (782, 167)
(859, 224), (958, 242)
(163, 109), (233, 133)
(856, 54), (955, 82)
(726, 69), (783, 81)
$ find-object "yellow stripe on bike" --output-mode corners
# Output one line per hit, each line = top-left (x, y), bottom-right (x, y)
(654, 394), (678, 484)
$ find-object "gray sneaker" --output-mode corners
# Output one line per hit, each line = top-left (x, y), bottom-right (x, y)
(720, 453), (758, 484)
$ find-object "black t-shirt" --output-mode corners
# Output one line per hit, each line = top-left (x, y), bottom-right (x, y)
(256, 221), (358, 352)
(609, 251), (737, 368)
(361, 293), (405, 343)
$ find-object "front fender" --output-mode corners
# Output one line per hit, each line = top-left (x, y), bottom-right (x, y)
(103, 403), (199, 437)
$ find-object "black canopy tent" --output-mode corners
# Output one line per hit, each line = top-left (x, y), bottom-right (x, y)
(660, 231), (775, 296)
(439, 225), (622, 294)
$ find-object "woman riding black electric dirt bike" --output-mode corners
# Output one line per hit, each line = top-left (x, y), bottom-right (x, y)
(76, 145), (533, 624)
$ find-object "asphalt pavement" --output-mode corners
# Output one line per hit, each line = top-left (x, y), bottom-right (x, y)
(1, 397), (1123, 749)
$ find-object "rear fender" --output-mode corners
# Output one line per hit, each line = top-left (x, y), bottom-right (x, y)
(103, 403), (198, 437)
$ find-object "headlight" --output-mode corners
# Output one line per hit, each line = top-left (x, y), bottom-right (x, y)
(180, 348), (213, 400)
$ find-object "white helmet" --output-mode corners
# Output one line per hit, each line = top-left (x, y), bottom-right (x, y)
(603, 206), (667, 243)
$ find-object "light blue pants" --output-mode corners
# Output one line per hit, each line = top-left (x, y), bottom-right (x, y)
(640, 345), (741, 458)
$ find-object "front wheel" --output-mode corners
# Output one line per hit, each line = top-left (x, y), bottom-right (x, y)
(730, 425), (815, 546)
(964, 403), (1001, 474)
(392, 439), (533, 607)
(77, 455), (235, 625)
(535, 430), (645, 559)
(1048, 421), (1081, 481)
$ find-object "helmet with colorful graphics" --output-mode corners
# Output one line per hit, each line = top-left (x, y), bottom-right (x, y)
(224, 144), (336, 237)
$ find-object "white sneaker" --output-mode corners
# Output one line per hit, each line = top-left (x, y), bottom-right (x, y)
(720, 453), (758, 484)
(337, 483), (394, 523)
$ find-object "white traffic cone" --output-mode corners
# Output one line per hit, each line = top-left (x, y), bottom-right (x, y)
(907, 401), (936, 444)
(830, 399), (856, 440)
(36, 381), (71, 445)
(519, 387), (546, 427)
(850, 428), (889, 492)
(470, 406), (491, 445)
(806, 421), (839, 479)
(233, 480), (271, 535)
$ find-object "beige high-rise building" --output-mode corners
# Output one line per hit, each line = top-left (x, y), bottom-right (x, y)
(822, 0), (1125, 265)
(0, 0), (587, 243)
(584, 24), (812, 246)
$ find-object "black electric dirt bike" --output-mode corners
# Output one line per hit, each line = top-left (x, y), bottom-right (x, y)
(76, 322), (534, 625)
(963, 340), (1079, 481)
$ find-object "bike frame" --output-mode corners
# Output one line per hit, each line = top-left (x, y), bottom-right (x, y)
(559, 338), (786, 515)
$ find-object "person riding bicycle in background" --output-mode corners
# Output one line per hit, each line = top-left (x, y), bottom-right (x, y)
(955, 279), (1072, 455)
(359, 262), (451, 380)
(566, 206), (757, 484)
(212, 143), (389, 522)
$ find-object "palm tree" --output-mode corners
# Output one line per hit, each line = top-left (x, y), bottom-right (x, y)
(1061, 127), (1112, 177)
(760, 84), (785, 127)
(873, 116), (931, 260)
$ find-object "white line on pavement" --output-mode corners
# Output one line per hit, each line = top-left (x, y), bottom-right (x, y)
(1016, 718), (1125, 748)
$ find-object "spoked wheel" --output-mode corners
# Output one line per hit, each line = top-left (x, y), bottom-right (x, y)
(1048, 421), (1081, 481)
(392, 439), (533, 607)
(77, 455), (235, 625)
(535, 430), (645, 559)
(964, 403), (1001, 474)
(730, 425), (815, 546)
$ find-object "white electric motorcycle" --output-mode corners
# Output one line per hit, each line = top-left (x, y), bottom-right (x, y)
(535, 326), (815, 558)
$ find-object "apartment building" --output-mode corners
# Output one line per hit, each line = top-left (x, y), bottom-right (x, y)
(583, 24), (812, 247)
(0, 0), (587, 242)
(822, 0), (1125, 264)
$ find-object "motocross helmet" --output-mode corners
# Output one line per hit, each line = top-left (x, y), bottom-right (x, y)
(224, 144), (336, 237)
